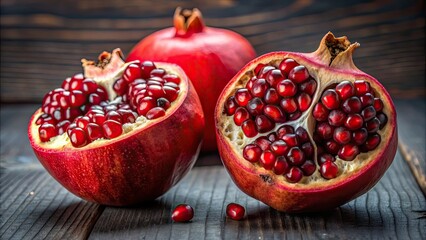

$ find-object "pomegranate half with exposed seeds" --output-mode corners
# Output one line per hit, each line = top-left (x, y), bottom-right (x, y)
(215, 32), (397, 212)
(126, 7), (256, 152)
(28, 49), (204, 206)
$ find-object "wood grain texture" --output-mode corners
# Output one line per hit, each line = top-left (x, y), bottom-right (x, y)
(89, 152), (425, 240)
(1, 0), (425, 103)
(396, 99), (426, 195)
(0, 166), (104, 240)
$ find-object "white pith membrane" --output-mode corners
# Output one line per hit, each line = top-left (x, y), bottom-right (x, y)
(217, 56), (393, 187)
(30, 49), (187, 150)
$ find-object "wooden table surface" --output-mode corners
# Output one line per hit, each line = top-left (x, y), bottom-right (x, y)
(1, 0), (425, 239)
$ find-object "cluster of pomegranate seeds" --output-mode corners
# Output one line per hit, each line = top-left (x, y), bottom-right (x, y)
(313, 80), (387, 179)
(243, 125), (315, 183)
(36, 61), (181, 147)
(225, 59), (317, 138)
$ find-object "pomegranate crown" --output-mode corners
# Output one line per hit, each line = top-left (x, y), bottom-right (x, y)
(173, 7), (205, 37)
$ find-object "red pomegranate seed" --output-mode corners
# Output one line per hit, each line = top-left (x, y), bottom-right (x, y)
(225, 96), (238, 115)
(146, 107), (166, 120)
(312, 102), (329, 121)
(279, 58), (298, 74)
(281, 133), (298, 147)
(301, 142), (314, 158)
(361, 106), (376, 121)
(377, 112), (388, 129)
(245, 76), (257, 92)
(113, 79), (128, 95)
(362, 133), (381, 151)
(226, 203), (245, 221)
(288, 65), (309, 83)
(255, 115), (274, 133)
(320, 160), (338, 179)
(119, 110), (137, 124)
(257, 66), (275, 78)
(96, 87), (108, 100)
(76, 116), (90, 129)
(338, 143), (359, 161)
(83, 79), (98, 94)
(300, 160), (316, 176)
(285, 167), (303, 183)
(277, 125), (294, 138)
(273, 156), (290, 175)
(321, 89), (340, 110)
(263, 105), (286, 123)
(88, 93), (102, 105)
(354, 80), (370, 96)
(102, 120), (122, 139)
(280, 98), (298, 113)
(66, 123), (77, 136)
(36, 114), (56, 125)
(328, 109), (346, 126)
(123, 63), (142, 82)
(342, 96), (362, 114)
(39, 123), (57, 142)
(163, 74), (180, 84)
(247, 97), (265, 116)
(164, 82), (179, 89)
(373, 98), (384, 112)
(147, 85), (165, 98)
(318, 154), (335, 165)
(138, 96), (156, 116)
(233, 107), (250, 126)
(147, 79), (163, 86)
(333, 127), (352, 145)
(150, 68), (166, 77)
(335, 81), (355, 100)
(140, 61), (157, 79)
(91, 113), (106, 125)
(86, 123), (104, 141)
(69, 127), (88, 147)
(260, 150), (276, 170)
(243, 144), (262, 162)
(254, 137), (271, 151)
(270, 140), (289, 155)
(235, 89), (252, 107)
(58, 91), (71, 108)
(56, 120), (71, 135)
(69, 90), (86, 107)
(316, 122), (334, 140)
(254, 64), (266, 76)
(62, 77), (72, 90)
(352, 128), (368, 145)
(263, 88), (280, 105)
(267, 133), (277, 142)
(299, 78), (317, 95)
(325, 140), (340, 155)
(171, 204), (194, 222)
(106, 111), (122, 123)
(344, 114), (363, 130)
(69, 78), (84, 91)
(164, 86), (179, 102)
(242, 119), (257, 137)
(365, 117), (380, 133)
(157, 98), (171, 110)
(295, 127), (309, 143)
(266, 69), (285, 87)
(251, 78), (269, 98)
(360, 93), (374, 107)
(287, 147), (305, 166)
(297, 92), (312, 112)
(276, 79), (297, 97)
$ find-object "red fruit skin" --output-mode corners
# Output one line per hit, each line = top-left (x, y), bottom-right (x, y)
(28, 64), (205, 206)
(126, 8), (256, 152)
(215, 32), (397, 212)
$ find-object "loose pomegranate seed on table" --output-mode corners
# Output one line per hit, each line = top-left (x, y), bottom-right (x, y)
(34, 58), (181, 148)
(222, 58), (389, 183)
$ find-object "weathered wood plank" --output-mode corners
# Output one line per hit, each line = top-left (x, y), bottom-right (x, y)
(89, 152), (426, 240)
(1, 0), (424, 102)
(396, 99), (426, 195)
(0, 166), (104, 240)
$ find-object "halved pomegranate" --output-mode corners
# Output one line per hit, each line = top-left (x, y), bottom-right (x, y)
(28, 49), (204, 206)
(215, 33), (397, 212)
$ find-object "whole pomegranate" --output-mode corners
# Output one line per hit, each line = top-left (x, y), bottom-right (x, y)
(28, 49), (204, 206)
(215, 32), (397, 212)
(126, 7), (256, 152)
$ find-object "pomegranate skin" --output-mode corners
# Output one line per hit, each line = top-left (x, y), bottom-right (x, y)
(215, 32), (397, 212)
(126, 8), (256, 152)
(28, 63), (205, 206)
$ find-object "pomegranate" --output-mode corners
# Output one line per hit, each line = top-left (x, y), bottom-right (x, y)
(126, 7), (256, 152)
(215, 32), (397, 212)
(226, 203), (245, 220)
(171, 204), (194, 222)
(28, 49), (204, 206)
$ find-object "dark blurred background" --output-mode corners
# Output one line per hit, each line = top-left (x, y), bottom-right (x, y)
(1, 0), (425, 103)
